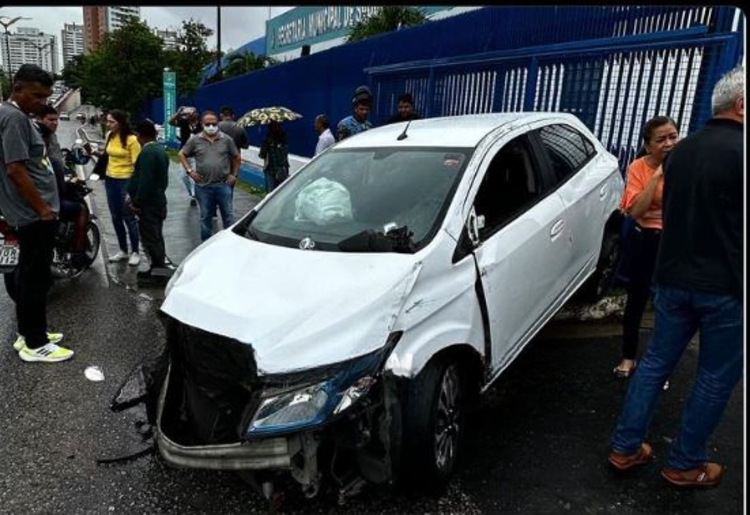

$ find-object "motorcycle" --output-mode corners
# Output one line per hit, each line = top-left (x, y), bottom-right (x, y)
(1, 142), (101, 302)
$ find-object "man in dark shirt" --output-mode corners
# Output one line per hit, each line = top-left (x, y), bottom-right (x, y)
(387, 93), (421, 124)
(608, 65), (744, 488)
(168, 107), (202, 205)
(126, 119), (170, 280)
(218, 106), (249, 150)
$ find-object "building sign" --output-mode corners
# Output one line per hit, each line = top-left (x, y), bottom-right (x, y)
(163, 69), (176, 143)
(266, 5), (451, 55)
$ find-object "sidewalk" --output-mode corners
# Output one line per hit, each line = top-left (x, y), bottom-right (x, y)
(88, 159), (261, 292)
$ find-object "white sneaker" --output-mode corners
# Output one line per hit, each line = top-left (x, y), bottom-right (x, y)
(128, 252), (141, 266)
(19, 343), (74, 363)
(13, 332), (64, 351)
(109, 250), (128, 262)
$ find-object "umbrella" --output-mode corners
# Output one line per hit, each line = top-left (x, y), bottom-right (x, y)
(237, 106), (303, 127)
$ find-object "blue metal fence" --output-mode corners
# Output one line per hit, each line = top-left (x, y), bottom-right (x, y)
(142, 5), (743, 165)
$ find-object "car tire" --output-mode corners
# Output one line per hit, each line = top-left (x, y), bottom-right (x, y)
(580, 230), (620, 302)
(401, 356), (464, 491)
(3, 268), (18, 302)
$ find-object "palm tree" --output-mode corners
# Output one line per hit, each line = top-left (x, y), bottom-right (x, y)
(347, 6), (428, 43)
(223, 51), (277, 79)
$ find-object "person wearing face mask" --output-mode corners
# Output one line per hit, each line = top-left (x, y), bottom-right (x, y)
(177, 111), (240, 242)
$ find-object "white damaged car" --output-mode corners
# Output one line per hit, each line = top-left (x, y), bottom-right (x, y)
(156, 113), (624, 497)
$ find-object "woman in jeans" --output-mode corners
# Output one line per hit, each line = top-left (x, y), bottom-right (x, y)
(103, 110), (141, 265)
(613, 116), (680, 378)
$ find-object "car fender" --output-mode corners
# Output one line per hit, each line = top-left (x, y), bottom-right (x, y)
(385, 234), (484, 379)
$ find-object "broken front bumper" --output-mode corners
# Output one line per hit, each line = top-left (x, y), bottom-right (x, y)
(155, 361), (292, 470)
(156, 429), (291, 470)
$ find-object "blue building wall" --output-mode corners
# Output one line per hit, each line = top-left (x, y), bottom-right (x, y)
(145, 6), (743, 160)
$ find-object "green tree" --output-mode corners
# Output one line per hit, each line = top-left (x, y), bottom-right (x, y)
(81, 17), (165, 117)
(1, 69), (11, 101)
(222, 51), (276, 79)
(346, 6), (428, 43)
(163, 19), (214, 97)
(61, 54), (86, 89)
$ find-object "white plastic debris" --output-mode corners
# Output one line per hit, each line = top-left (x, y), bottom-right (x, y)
(294, 177), (353, 225)
(85, 366), (105, 382)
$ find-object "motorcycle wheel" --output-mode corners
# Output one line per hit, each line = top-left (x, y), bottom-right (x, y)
(53, 222), (101, 280)
(84, 221), (101, 264)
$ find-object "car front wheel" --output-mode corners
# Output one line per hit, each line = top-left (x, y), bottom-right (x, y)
(402, 357), (464, 490)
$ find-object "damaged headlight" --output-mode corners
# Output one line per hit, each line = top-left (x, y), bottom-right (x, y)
(250, 382), (331, 431)
(246, 332), (401, 436)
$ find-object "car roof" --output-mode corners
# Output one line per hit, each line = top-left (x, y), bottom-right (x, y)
(333, 112), (580, 149)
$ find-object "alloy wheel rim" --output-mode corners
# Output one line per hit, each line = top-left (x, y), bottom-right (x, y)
(434, 364), (460, 471)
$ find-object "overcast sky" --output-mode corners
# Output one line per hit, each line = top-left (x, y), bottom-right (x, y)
(0, 6), (293, 65)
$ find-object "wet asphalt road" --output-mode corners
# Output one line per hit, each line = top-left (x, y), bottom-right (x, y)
(0, 120), (743, 514)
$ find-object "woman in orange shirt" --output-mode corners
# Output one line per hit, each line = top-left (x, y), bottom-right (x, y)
(614, 116), (680, 378)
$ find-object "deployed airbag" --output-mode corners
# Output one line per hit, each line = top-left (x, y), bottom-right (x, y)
(294, 177), (353, 225)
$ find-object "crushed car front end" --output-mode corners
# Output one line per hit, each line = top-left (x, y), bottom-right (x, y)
(155, 316), (404, 496)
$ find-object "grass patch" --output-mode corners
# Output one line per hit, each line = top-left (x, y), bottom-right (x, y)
(236, 179), (266, 198)
(165, 148), (180, 163)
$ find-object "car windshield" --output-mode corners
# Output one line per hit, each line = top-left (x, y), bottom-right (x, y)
(239, 147), (472, 253)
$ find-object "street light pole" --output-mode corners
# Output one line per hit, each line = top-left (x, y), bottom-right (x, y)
(0, 15), (32, 78)
(216, 6), (222, 79)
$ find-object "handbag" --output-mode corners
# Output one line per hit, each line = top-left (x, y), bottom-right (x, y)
(91, 133), (114, 179)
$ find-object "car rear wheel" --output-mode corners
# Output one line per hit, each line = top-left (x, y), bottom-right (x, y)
(402, 357), (464, 491)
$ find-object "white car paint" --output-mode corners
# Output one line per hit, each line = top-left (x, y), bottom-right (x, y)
(161, 230), (424, 374)
(161, 113), (622, 384)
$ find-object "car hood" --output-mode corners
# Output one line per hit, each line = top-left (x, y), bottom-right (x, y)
(160, 231), (422, 374)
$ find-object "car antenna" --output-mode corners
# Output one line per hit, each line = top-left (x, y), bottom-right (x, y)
(397, 119), (413, 141)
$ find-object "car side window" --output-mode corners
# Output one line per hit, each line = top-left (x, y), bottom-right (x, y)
(474, 135), (542, 239)
(537, 124), (597, 186)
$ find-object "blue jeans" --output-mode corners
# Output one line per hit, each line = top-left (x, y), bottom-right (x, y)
(179, 164), (195, 198)
(105, 177), (139, 253)
(611, 285), (743, 470)
(194, 182), (234, 241)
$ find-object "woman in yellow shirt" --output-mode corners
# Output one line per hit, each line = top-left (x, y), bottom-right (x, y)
(104, 110), (141, 265)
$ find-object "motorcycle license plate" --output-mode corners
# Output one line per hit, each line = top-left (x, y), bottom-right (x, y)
(0, 244), (19, 267)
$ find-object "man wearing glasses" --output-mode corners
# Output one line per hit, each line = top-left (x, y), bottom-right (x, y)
(177, 111), (240, 242)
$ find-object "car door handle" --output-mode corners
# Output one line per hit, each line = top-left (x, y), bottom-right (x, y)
(599, 184), (608, 199)
(550, 219), (565, 240)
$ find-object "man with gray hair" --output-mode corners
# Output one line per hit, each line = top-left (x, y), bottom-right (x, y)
(608, 65), (744, 488)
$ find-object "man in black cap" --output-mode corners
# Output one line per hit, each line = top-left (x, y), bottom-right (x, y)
(336, 85), (374, 141)
(126, 119), (170, 282)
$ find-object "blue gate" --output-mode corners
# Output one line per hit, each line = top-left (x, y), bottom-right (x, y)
(143, 6), (743, 161)
(366, 7), (743, 170)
